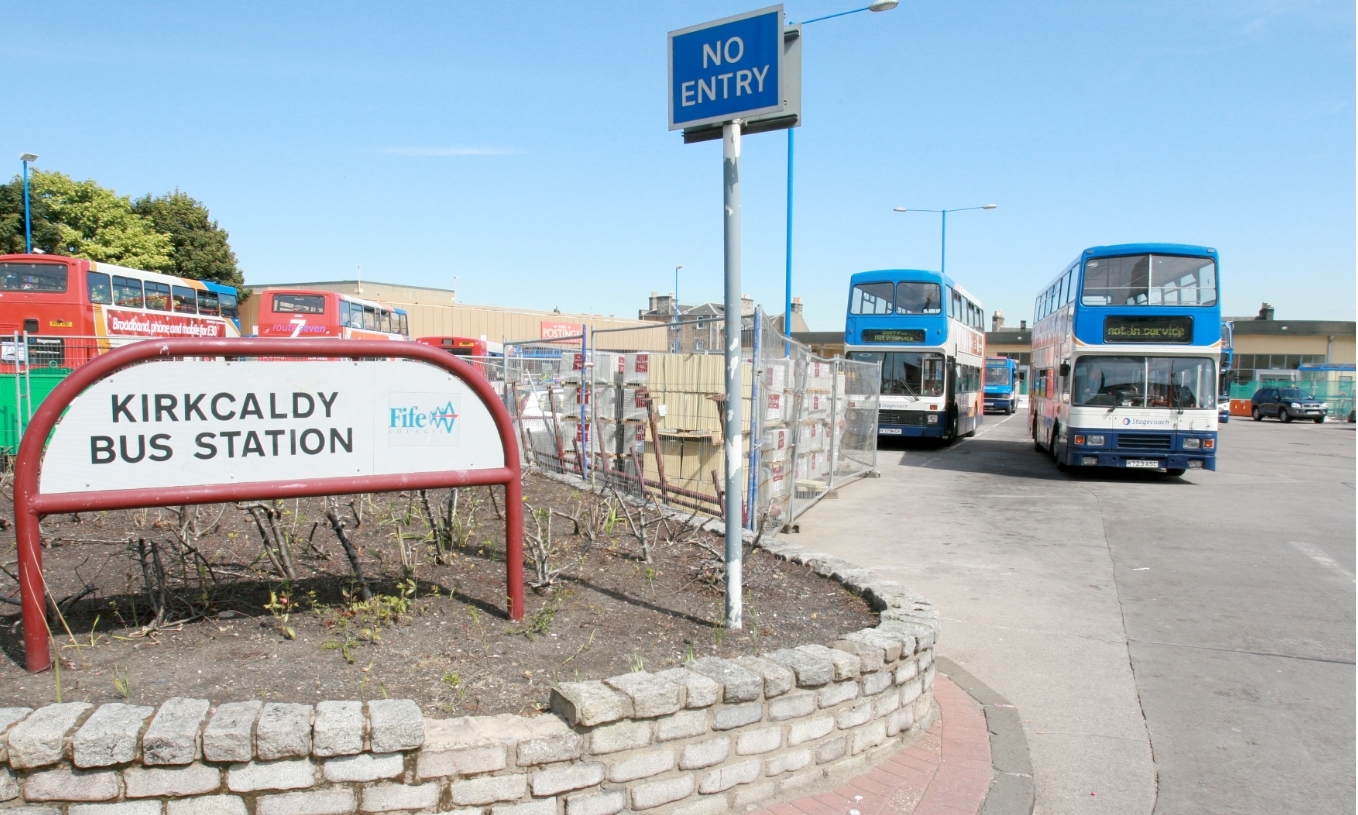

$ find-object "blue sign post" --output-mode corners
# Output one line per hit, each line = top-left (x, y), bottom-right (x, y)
(668, 7), (784, 633)
(669, 6), (785, 130)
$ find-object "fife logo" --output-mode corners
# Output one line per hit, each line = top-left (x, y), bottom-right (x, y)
(388, 393), (461, 445)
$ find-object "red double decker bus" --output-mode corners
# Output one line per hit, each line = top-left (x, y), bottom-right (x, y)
(0, 253), (241, 367)
(252, 290), (409, 340)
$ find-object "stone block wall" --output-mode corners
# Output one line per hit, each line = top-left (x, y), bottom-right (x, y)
(0, 541), (940, 815)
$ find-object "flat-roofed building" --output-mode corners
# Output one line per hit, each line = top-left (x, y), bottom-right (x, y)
(241, 280), (666, 350)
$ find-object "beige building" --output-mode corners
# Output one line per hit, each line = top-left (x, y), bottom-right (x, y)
(240, 280), (667, 351)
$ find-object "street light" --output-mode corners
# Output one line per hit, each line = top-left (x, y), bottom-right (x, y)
(672, 265), (683, 353)
(892, 204), (996, 276)
(784, 2), (897, 335)
(19, 153), (38, 254)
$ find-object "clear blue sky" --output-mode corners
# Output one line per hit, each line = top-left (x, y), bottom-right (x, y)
(4, 1), (1353, 330)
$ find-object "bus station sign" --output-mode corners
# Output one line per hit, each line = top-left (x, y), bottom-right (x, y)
(14, 338), (525, 672)
(668, 6), (784, 130)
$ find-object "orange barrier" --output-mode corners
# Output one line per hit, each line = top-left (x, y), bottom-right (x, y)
(1230, 399), (1252, 417)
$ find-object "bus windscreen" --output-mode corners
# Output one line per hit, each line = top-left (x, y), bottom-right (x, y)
(985, 366), (1011, 386)
(847, 351), (945, 397)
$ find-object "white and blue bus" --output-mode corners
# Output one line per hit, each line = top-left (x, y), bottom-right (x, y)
(1031, 243), (1221, 476)
(845, 269), (987, 442)
(984, 356), (1018, 414)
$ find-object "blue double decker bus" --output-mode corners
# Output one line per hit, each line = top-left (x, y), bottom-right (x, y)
(984, 356), (1018, 414)
(1031, 244), (1221, 476)
(845, 270), (987, 442)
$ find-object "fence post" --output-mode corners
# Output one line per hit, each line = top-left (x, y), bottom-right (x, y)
(828, 359), (840, 491)
(746, 308), (763, 530)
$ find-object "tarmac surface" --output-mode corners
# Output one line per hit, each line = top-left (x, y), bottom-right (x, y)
(793, 407), (1355, 814)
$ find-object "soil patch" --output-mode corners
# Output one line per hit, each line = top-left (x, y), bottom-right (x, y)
(0, 474), (874, 716)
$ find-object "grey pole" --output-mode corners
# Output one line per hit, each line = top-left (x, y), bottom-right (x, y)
(722, 120), (744, 630)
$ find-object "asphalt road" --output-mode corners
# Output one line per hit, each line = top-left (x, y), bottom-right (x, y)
(792, 408), (1355, 814)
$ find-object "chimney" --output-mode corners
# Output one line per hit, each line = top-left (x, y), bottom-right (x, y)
(740, 294), (754, 316)
(792, 296), (803, 314)
(1258, 302), (1274, 321)
(648, 291), (659, 312)
(1019, 319), (1027, 330)
(992, 310), (1005, 331)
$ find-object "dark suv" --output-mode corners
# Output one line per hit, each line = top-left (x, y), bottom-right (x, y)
(1251, 387), (1328, 423)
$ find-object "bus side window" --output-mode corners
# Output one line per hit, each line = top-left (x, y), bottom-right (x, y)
(197, 290), (220, 316)
(951, 289), (962, 318)
(219, 293), (239, 320)
(87, 271), (112, 305)
(112, 276), (144, 308)
(339, 300), (351, 327)
(380, 310), (391, 334)
(363, 306), (376, 331)
(145, 281), (171, 311)
(172, 286), (197, 314)
(401, 314), (409, 336)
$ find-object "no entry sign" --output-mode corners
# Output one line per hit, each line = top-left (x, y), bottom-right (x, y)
(14, 338), (525, 672)
(668, 5), (785, 130)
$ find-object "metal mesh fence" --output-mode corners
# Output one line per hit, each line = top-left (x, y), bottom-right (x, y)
(501, 312), (882, 530)
(1227, 372), (1356, 420)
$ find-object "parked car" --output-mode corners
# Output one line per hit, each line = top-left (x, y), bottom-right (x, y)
(1250, 387), (1327, 423)
(1217, 397), (1231, 423)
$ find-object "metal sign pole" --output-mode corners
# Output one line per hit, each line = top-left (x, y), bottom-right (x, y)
(723, 120), (744, 631)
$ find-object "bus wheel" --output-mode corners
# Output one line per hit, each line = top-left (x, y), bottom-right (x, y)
(1164, 468), (1186, 477)
(1033, 419), (1044, 452)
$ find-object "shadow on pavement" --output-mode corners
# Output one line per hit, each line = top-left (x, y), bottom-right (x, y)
(882, 434), (1198, 485)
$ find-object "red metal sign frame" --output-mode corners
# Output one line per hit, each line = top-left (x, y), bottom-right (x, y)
(14, 338), (524, 673)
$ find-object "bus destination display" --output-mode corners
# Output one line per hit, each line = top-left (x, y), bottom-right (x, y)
(862, 328), (926, 343)
(1103, 316), (1193, 343)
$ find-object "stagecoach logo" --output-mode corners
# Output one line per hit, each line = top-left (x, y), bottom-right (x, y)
(1121, 417), (1171, 428)
(388, 393), (461, 445)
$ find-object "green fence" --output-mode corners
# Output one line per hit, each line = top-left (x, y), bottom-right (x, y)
(1228, 374), (1355, 420)
(0, 369), (73, 453)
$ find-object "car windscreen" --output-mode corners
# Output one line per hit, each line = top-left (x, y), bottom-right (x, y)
(1279, 389), (1315, 401)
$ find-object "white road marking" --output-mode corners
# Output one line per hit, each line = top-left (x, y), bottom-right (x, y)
(1289, 541), (1355, 582)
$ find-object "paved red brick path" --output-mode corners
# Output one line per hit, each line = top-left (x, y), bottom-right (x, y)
(753, 675), (993, 815)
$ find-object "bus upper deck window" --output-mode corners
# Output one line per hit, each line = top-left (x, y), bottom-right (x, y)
(86, 271), (112, 305)
(112, 276), (144, 308)
(849, 282), (895, 315)
(172, 286), (197, 314)
(197, 290), (220, 316)
(272, 294), (325, 314)
(145, 281), (171, 311)
(895, 282), (942, 315)
(0, 262), (67, 292)
(219, 293), (238, 319)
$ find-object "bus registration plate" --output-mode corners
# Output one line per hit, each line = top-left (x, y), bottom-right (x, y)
(880, 428), (903, 435)
(1125, 459), (1160, 468)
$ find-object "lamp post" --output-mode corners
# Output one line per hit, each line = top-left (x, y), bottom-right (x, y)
(672, 265), (683, 353)
(892, 204), (996, 276)
(19, 153), (38, 254)
(784, 0), (897, 334)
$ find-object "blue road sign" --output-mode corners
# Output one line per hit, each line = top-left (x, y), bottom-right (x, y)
(669, 6), (784, 131)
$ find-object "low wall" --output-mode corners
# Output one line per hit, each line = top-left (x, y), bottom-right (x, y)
(0, 541), (940, 815)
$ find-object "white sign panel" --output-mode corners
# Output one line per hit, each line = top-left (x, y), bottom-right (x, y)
(40, 359), (505, 495)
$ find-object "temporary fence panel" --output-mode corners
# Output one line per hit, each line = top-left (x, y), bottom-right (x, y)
(1228, 373), (1355, 420)
(500, 315), (882, 530)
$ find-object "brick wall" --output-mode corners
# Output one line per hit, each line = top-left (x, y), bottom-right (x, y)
(0, 540), (939, 815)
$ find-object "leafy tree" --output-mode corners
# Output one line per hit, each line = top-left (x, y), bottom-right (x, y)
(0, 176), (63, 255)
(24, 170), (174, 271)
(132, 190), (243, 288)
